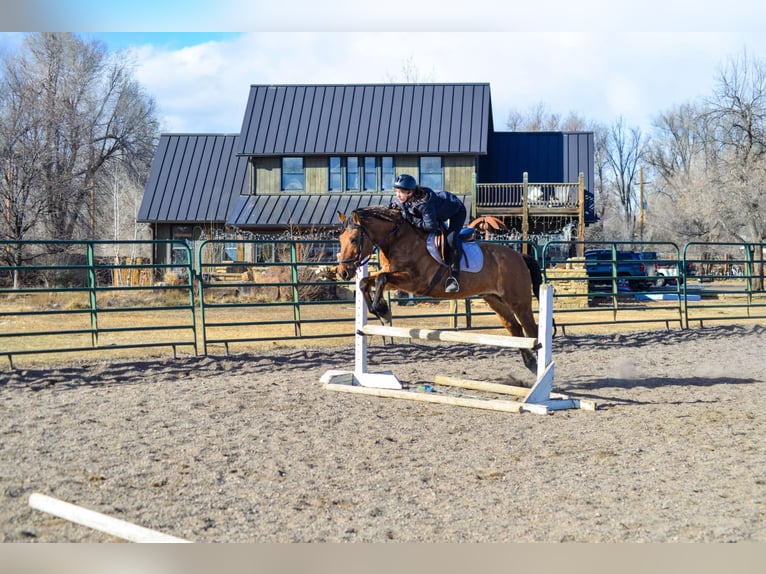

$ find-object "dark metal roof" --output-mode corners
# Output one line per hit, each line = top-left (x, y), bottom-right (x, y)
(227, 193), (473, 229)
(137, 134), (248, 223)
(235, 83), (492, 157)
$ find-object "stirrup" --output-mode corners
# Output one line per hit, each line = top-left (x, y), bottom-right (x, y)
(445, 276), (460, 293)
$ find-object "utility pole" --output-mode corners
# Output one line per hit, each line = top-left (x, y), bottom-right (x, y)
(638, 166), (645, 241)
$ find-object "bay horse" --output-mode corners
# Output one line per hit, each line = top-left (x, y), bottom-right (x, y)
(336, 205), (544, 373)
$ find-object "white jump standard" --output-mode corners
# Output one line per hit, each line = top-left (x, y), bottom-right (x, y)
(322, 264), (595, 415)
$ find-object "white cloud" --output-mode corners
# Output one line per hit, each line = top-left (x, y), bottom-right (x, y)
(122, 31), (766, 134)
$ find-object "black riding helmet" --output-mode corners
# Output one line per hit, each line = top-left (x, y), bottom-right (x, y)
(393, 173), (417, 191)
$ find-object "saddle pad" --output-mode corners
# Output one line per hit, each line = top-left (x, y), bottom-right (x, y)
(426, 233), (484, 273)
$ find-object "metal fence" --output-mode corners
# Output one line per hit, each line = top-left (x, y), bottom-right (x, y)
(0, 239), (197, 368)
(2, 237), (766, 367)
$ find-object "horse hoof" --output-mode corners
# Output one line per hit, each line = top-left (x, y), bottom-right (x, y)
(521, 352), (537, 373)
(372, 300), (389, 317)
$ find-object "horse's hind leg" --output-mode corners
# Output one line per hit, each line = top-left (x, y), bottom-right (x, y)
(483, 295), (538, 374)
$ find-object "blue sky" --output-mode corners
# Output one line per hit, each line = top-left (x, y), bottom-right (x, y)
(2, 1), (766, 135)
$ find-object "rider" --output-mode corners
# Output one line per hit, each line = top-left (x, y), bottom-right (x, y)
(391, 173), (467, 293)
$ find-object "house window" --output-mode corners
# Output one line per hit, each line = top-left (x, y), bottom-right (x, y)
(329, 157), (343, 191)
(223, 242), (239, 261)
(419, 156), (443, 190)
(381, 156), (394, 190)
(363, 157), (377, 190)
(327, 156), (394, 192)
(171, 225), (193, 265)
(255, 242), (275, 263)
(281, 157), (304, 190)
(346, 157), (360, 190)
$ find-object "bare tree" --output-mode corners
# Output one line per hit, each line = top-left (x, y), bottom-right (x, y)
(645, 103), (715, 243)
(0, 33), (158, 246)
(97, 165), (152, 261)
(600, 117), (646, 240)
(0, 68), (47, 286)
(702, 49), (766, 287)
(385, 56), (435, 83)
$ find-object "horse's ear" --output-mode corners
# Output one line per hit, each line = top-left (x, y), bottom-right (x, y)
(352, 211), (361, 224)
(337, 211), (346, 225)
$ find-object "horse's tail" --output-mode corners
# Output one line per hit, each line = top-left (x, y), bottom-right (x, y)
(522, 254), (543, 300)
(522, 254), (557, 337)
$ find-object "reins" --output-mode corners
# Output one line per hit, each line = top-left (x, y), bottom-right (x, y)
(338, 213), (402, 268)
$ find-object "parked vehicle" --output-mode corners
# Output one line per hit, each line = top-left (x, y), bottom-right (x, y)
(635, 252), (697, 287)
(584, 249), (649, 290)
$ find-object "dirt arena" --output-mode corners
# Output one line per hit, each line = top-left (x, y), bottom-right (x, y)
(2, 323), (766, 542)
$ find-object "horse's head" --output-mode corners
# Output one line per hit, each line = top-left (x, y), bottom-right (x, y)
(336, 210), (366, 280)
(336, 207), (401, 280)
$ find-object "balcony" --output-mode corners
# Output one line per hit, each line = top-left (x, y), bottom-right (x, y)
(473, 172), (586, 254)
(475, 173), (584, 218)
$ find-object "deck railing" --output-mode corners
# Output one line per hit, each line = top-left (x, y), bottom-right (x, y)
(475, 172), (583, 209)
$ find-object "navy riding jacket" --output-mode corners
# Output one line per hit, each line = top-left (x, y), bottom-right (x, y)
(396, 188), (467, 233)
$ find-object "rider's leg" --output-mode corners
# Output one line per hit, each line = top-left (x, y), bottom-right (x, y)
(445, 230), (461, 293)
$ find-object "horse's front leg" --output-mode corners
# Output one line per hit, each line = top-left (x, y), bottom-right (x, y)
(358, 273), (391, 324)
(370, 273), (392, 324)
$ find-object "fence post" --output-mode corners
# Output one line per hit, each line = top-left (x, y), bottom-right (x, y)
(290, 241), (302, 337)
(522, 172), (529, 255)
(577, 172), (585, 258)
(86, 242), (99, 347)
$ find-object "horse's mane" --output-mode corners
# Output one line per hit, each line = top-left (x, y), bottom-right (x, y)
(354, 205), (402, 224)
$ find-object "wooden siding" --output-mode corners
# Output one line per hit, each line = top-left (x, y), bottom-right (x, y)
(305, 157), (328, 192)
(253, 157), (279, 194)
(394, 156), (419, 180)
(444, 156), (475, 194)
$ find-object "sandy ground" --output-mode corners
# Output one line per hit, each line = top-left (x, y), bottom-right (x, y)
(1, 323), (766, 542)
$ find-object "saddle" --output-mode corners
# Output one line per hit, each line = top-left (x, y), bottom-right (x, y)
(426, 228), (483, 273)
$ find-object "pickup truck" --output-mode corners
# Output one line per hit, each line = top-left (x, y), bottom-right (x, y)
(635, 251), (697, 286)
(584, 249), (649, 290)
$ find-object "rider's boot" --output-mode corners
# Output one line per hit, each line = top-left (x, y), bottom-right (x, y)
(445, 261), (460, 293)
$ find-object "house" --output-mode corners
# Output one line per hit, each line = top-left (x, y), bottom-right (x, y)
(138, 83), (594, 264)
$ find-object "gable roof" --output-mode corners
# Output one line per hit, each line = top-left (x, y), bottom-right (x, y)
(235, 83), (492, 157)
(137, 134), (248, 223)
(226, 193), (473, 229)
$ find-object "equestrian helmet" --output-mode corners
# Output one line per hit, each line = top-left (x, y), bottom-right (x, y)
(393, 173), (417, 191)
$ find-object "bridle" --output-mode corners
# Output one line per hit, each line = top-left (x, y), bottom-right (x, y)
(337, 215), (401, 269)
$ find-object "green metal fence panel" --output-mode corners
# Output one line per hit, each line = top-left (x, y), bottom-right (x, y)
(196, 237), (357, 355)
(541, 240), (685, 334)
(682, 241), (766, 328)
(5, 236), (766, 367)
(0, 239), (197, 368)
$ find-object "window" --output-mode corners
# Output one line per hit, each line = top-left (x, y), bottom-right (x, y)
(346, 157), (359, 190)
(327, 156), (394, 192)
(419, 156), (443, 189)
(363, 157), (377, 190)
(223, 242), (239, 261)
(381, 156), (394, 190)
(255, 242), (275, 263)
(281, 157), (304, 190)
(329, 157), (342, 191)
(171, 225), (193, 265)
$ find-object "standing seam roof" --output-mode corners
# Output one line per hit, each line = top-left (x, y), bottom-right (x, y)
(137, 134), (248, 223)
(234, 83), (491, 156)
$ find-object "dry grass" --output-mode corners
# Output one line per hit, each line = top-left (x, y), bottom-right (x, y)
(2, 282), (765, 369)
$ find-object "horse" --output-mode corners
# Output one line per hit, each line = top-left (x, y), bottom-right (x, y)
(336, 205), (545, 373)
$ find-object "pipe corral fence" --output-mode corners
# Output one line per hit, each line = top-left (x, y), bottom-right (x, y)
(2, 237), (765, 368)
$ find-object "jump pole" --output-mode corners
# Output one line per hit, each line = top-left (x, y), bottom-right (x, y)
(321, 263), (595, 414)
(29, 493), (191, 543)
